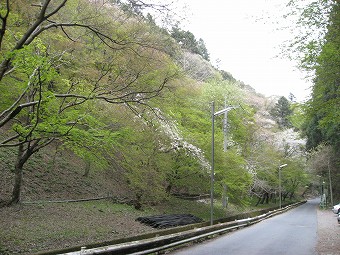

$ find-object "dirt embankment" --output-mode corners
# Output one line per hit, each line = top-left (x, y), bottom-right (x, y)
(0, 201), (157, 254)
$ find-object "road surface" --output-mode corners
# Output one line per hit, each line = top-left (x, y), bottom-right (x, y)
(171, 199), (319, 255)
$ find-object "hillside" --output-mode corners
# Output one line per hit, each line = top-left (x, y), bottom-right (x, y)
(0, 82), (307, 255)
(0, 83), (306, 255)
(0, 80), (305, 203)
(0, 1), (312, 254)
(0, 0), (309, 206)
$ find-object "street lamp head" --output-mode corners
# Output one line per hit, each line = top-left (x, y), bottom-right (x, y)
(213, 106), (238, 117)
(279, 164), (288, 168)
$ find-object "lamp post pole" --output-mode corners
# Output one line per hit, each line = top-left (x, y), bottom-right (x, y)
(328, 158), (333, 206)
(210, 102), (215, 226)
(279, 164), (287, 209)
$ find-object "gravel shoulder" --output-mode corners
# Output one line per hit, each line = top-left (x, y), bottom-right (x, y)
(317, 208), (340, 255)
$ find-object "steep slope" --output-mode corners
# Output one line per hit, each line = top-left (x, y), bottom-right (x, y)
(0, 141), (132, 204)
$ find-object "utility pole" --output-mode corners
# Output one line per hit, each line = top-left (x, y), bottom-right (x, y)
(222, 99), (238, 209)
(222, 99), (238, 152)
(223, 98), (228, 152)
(211, 101), (237, 225)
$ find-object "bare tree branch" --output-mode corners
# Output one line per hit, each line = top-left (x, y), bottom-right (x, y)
(0, 134), (20, 147)
(0, 0), (10, 50)
(0, 101), (39, 128)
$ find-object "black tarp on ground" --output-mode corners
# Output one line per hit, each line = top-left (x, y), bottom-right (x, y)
(136, 214), (203, 229)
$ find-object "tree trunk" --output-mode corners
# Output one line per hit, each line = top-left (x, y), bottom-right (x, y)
(258, 193), (267, 205)
(270, 193), (276, 203)
(166, 183), (172, 194)
(255, 196), (261, 206)
(133, 193), (142, 210)
(83, 159), (91, 177)
(10, 144), (26, 204)
(264, 192), (269, 204)
(8, 137), (50, 205)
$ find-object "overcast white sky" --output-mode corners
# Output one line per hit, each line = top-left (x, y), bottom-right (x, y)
(178, 0), (312, 102)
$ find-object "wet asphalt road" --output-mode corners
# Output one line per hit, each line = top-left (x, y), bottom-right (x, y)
(170, 199), (319, 255)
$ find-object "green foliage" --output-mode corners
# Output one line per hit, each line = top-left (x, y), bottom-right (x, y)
(281, 158), (309, 197)
(283, 0), (335, 71)
(215, 148), (252, 203)
(219, 70), (237, 83)
(152, 75), (256, 204)
(165, 148), (209, 194)
(289, 102), (306, 130)
(0, 0), (180, 203)
(283, 1), (339, 150)
(121, 121), (171, 205)
(302, 2), (340, 150)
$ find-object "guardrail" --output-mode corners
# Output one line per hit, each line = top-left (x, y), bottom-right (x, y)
(55, 201), (305, 255)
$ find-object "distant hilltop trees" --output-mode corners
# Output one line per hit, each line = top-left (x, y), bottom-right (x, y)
(170, 26), (210, 61)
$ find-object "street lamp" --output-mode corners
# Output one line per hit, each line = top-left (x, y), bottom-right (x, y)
(210, 101), (237, 225)
(279, 164), (288, 209)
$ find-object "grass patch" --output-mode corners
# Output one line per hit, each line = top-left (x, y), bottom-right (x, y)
(79, 200), (137, 214)
(0, 200), (159, 254)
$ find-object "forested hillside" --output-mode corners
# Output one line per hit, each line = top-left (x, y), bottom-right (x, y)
(0, 0), (312, 209)
(2, 0), (339, 253)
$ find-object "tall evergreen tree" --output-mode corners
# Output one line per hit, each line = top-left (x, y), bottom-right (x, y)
(270, 96), (293, 129)
(197, 38), (210, 61)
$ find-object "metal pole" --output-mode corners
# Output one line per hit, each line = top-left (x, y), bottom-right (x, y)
(328, 158), (333, 206)
(211, 101), (215, 226)
(278, 164), (287, 209)
(222, 184), (227, 208)
(279, 167), (282, 209)
(223, 98), (228, 152)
